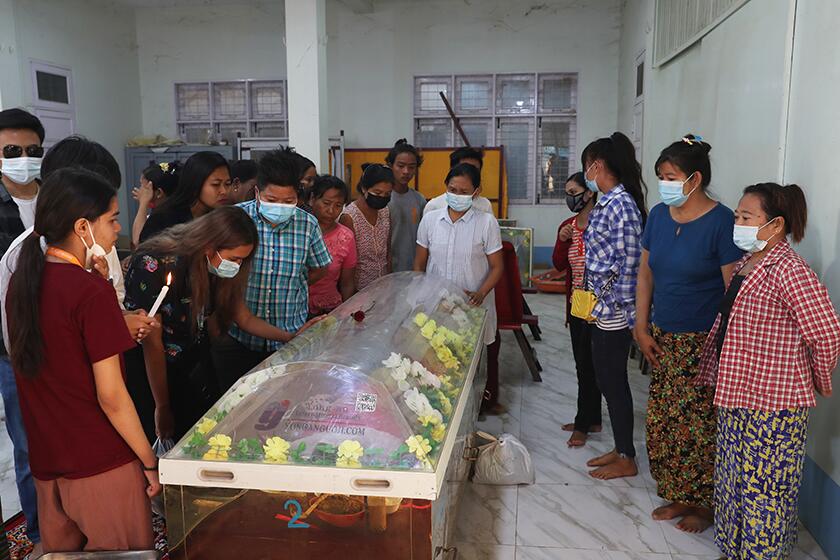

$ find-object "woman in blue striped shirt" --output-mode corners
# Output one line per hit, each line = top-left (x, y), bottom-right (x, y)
(580, 132), (647, 480)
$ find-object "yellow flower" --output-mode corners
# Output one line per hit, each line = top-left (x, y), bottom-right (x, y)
(336, 456), (362, 468)
(414, 312), (429, 327)
(337, 440), (364, 462)
(263, 436), (291, 464)
(159, 162), (170, 172)
(195, 417), (217, 435)
(406, 435), (432, 459)
(431, 423), (446, 443)
(438, 393), (453, 416)
(430, 332), (446, 349)
(203, 433), (232, 461)
(418, 414), (441, 427)
(420, 320), (437, 340)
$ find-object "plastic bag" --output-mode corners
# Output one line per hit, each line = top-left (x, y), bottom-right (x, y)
(471, 431), (534, 485)
(150, 438), (174, 517)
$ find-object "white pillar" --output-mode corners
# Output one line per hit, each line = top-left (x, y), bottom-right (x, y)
(284, 0), (328, 170)
(0, 0), (23, 110)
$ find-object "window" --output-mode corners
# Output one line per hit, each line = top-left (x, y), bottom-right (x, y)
(654, 0), (749, 66)
(175, 80), (288, 145)
(414, 73), (578, 204)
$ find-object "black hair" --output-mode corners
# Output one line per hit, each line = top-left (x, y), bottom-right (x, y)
(357, 163), (395, 195)
(158, 151), (229, 211)
(743, 183), (808, 242)
(229, 159), (258, 184)
(449, 147), (484, 169)
(142, 160), (182, 197)
(445, 163), (481, 190)
(386, 139), (423, 167)
(0, 108), (45, 143)
(292, 152), (316, 179)
(42, 135), (121, 189)
(310, 175), (349, 203)
(581, 131), (648, 224)
(566, 172), (586, 190)
(655, 134), (712, 188)
(257, 147), (301, 192)
(9, 168), (117, 378)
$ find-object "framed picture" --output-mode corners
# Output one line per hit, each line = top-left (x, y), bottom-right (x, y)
(500, 226), (533, 287)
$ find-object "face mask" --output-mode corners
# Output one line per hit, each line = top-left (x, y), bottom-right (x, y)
(78, 219), (107, 269)
(207, 252), (241, 279)
(1, 157), (42, 185)
(366, 192), (391, 210)
(259, 199), (297, 226)
(658, 173), (697, 207)
(733, 219), (777, 253)
(584, 162), (600, 193)
(566, 192), (587, 213)
(445, 192), (474, 212)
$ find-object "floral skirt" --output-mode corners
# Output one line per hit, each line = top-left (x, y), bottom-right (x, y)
(645, 326), (716, 508)
(715, 406), (808, 560)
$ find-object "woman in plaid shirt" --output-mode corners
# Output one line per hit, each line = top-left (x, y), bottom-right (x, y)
(580, 132), (647, 481)
(696, 183), (840, 559)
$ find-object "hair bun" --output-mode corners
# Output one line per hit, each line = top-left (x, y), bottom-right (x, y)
(394, 138), (408, 146)
(361, 162), (372, 172)
(682, 134), (712, 154)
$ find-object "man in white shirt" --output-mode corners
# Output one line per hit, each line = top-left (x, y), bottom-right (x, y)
(423, 147), (494, 216)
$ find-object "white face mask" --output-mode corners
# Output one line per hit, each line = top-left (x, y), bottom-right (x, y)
(733, 219), (778, 253)
(1, 157), (42, 185)
(78, 219), (108, 269)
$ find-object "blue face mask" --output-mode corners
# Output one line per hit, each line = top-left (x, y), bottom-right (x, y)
(259, 199), (297, 226)
(445, 192), (474, 212)
(207, 252), (241, 278)
(584, 162), (600, 193)
(658, 173), (697, 207)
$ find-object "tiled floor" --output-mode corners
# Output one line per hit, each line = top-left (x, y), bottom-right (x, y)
(454, 293), (829, 560)
(0, 293), (830, 559)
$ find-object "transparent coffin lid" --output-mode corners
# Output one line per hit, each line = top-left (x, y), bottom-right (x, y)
(168, 272), (487, 472)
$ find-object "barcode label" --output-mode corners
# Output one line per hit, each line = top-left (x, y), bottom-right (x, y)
(355, 392), (377, 413)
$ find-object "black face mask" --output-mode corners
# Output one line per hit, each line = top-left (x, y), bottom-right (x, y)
(566, 192), (587, 213)
(366, 193), (391, 210)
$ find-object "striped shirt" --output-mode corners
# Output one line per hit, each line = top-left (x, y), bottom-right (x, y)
(230, 200), (332, 352)
(583, 184), (643, 330)
(569, 222), (586, 290)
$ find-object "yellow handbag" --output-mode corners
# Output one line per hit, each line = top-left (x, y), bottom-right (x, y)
(570, 289), (598, 321)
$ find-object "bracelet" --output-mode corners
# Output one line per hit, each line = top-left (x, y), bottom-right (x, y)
(143, 461), (159, 471)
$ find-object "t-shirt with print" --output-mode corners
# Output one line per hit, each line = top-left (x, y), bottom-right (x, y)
(309, 223), (358, 314)
(11, 263), (136, 480)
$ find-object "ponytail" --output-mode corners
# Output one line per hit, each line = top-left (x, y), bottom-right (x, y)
(743, 182), (807, 242)
(9, 234), (47, 378)
(582, 131), (648, 224)
(8, 167), (117, 378)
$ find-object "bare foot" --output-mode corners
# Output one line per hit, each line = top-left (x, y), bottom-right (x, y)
(586, 449), (619, 467)
(589, 457), (638, 480)
(589, 424), (603, 433)
(562, 422), (576, 432)
(567, 430), (588, 447)
(677, 514), (713, 533)
(30, 542), (44, 559)
(652, 502), (692, 520)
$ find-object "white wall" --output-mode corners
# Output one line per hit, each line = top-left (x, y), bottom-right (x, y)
(0, 0), (23, 109)
(325, 0), (622, 251)
(616, 0), (652, 157)
(135, 1), (286, 138)
(784, 0), (840, 482)
(11, 0), (143, 228)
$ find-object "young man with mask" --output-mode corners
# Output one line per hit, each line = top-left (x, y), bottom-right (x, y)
(0, 107), (43, 553)
(424, 147), (494, 216)
(213, 148), (331, 386)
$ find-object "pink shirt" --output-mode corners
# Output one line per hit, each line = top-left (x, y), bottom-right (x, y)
(309, 223), (358, 314)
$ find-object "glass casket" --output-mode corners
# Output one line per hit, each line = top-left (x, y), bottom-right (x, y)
(161, 272), (488, 559)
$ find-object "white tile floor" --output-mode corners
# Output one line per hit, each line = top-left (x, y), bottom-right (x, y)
(0, 293), (830, 559)
(454, 293), (829, 560)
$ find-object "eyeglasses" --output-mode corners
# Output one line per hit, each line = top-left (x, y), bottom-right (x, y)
(3, 144), (45, 159)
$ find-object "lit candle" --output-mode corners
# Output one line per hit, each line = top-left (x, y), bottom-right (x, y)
(148, 272), (172, 317)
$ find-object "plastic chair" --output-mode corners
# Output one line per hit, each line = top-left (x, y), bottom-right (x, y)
(495, 242), (543, 381)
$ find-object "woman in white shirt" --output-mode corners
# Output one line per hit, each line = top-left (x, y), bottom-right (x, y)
(414, 163), (504, 412)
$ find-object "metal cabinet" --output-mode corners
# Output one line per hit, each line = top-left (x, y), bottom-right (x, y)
(123, 145), (234, 225)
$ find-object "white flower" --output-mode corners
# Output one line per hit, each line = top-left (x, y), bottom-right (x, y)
(382, 352), (403, 368)
(397, 379), (410, 392)
(404, 388), (435, 417)
(411, 361), (441, 388)
(401, 357), (412, 371)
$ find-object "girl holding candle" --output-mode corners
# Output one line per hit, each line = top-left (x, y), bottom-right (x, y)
(7, 168), (159, 553)
(124, 206), (316, 442)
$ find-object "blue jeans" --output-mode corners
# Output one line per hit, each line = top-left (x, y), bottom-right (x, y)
(0, 356), (39, 543)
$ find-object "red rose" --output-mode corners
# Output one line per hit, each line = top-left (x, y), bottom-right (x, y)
(352, 310), (366, 322)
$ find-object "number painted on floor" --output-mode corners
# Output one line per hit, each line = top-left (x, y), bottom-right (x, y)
(285, 499), (310, 528)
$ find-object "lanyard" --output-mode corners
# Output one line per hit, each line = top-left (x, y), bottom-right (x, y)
(45, 247), (84, 268)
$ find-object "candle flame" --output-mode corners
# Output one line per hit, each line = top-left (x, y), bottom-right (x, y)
(166, 272), (173, 286)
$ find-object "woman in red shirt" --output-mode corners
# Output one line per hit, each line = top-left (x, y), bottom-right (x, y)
(8, 168), (160, 553)
(696, 183), (840, 559)
(552, 172), (601, 447)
